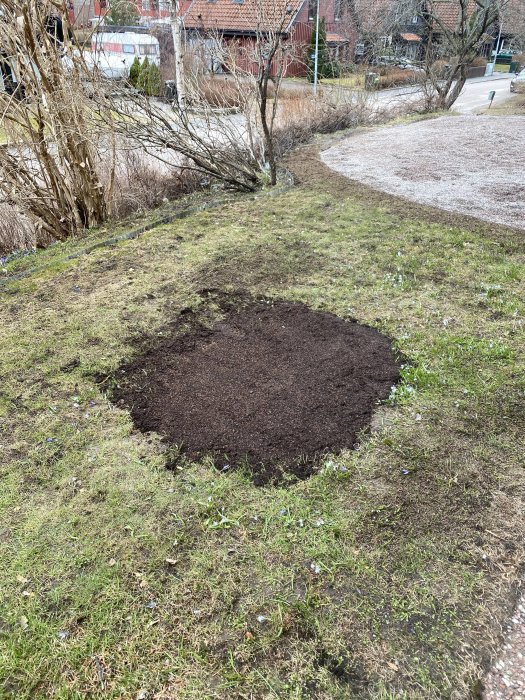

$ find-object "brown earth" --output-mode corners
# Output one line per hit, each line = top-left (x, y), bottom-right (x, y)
(111, 292), (401, 485)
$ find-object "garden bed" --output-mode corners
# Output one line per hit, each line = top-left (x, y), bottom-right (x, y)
(111, 291), (401, 485)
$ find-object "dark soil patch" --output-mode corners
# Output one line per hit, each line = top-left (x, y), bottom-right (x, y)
(112, 292), (401, 484)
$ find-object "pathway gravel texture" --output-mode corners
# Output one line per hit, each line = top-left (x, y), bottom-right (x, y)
(321, 115), (525, 230)
(484, 585), (525, 699)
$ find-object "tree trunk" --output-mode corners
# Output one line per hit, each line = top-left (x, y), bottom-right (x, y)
(259, 74), (277, 186)
(170, 0), (186, 110)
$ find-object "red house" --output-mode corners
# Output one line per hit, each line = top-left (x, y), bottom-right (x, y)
(90, 0), (354, 77)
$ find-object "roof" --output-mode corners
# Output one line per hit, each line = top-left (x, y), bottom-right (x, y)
(400, 32), (421, 42)
(429, 0), (478, 31)
(183, 0), (305, 33)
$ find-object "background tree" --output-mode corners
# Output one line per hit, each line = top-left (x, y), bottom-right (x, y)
(146, 61), (162, 96)
(105, 0), (140, 26)
(129, 55), (141, 86)
(137, 55), (150, 92)
(358, 0), (511, 109)
(420, 0), (506, 109)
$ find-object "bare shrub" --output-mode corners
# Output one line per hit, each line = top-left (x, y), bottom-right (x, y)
(197, 77), (246, 110)
(513, 53), (525, 70)
(430, 60), (450, 80)
(0, 1), (109, 242)
(103, 149), (204, 220)
(195, 76), (308, 110)
(377, 68), (420, 89)
(0, 147), (205, 256)
(272, 93), (373, 155)
(470, 56), (488, 68)
(0, 204), (39, 257)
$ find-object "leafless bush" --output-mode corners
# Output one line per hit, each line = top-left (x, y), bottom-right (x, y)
(272, 93), (374, 155)
(0, 147), (206, 255)
(0, 204), (40, 256)
(470, 56), (488, 68)
(377, 68), (420, 89)
(0, 0), (109, 242)
(103, 149), (204, 219)
(197, 77), (247, 110)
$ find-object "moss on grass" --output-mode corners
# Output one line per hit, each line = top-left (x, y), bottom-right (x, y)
(0, 151), (524, 699)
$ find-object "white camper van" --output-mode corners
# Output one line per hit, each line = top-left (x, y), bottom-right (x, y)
(91, 28), (160, 79)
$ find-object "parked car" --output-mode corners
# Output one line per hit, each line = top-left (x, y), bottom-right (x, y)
(370, 55), (423, 71)
(371, 56), (397, 67)
(395, 57), (424, 71)
(510, 68), (525, 93)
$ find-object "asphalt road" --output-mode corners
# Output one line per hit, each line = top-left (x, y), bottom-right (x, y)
(373, 74), (514, 114)
(453, 74), (514, 112)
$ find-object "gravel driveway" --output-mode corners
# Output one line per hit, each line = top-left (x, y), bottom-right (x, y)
(321, 115), (525, 230)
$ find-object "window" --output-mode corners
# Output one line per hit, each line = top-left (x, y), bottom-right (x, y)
(139, 44), (158, 55)
(308, 0), (316, 20)
(159, 0), (169, 9)
(411, 15), (419, 23)
(142, 0), (150, 9)
(334, 0), (342, 20)
(123, 44), (135, 53)
(233, 0), (244, 4)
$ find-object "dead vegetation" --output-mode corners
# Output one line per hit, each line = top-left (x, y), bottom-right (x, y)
(0, 0), (109, 242)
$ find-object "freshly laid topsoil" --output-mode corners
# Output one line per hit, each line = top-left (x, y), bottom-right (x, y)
(112, 293), (401, 484)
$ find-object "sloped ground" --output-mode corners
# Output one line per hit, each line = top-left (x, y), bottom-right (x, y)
(0, 147), (524, 699)
(321, 115), (525, 231)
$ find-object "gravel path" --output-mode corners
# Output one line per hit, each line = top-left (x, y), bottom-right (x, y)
(321, 115), (525, 230)
(484, 586), (525, 699)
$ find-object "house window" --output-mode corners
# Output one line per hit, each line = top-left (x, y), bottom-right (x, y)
(123, 44), (135, 53)
(308, 0), (316, 20)
(233, 0), (244, 4)
(139, 44), (158, 55)
(411, 15), (419, 23)
(334, 0), (342, 20)
(158, 0), (169, 9)
(142, 0), (151, 10)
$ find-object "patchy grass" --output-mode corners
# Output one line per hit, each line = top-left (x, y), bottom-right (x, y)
(481, 92), (525, 115)
(1, 150), (524, 699)
(319, 74), (365, 89)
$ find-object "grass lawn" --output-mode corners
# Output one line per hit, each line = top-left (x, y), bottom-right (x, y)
(319, 75), (365, 89)
(1, 144), (524, 699)
(481, 92), (525, 115)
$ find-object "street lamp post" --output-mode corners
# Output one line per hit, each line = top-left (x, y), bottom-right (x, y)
(313, 0), (320, 96)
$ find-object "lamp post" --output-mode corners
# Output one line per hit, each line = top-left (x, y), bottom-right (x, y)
(493, 22), (503, 65)
(313, 0), (320, 96)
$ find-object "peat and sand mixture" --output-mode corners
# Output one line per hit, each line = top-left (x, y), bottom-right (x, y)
(112, 292), (401, 484)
